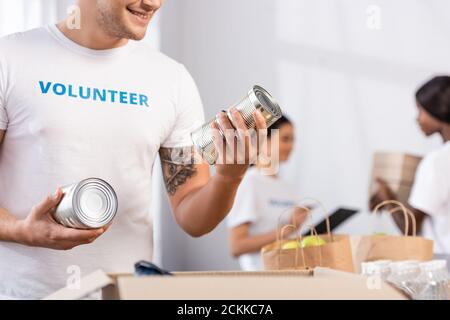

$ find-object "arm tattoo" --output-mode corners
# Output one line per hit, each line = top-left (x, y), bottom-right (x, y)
(159, 146), (198, 196)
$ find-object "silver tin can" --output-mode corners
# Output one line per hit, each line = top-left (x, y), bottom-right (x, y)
(191, 85), (283, 165)
(54, 178), (118, 229)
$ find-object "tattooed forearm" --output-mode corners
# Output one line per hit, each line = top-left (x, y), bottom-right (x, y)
(159, 147), (198, 196)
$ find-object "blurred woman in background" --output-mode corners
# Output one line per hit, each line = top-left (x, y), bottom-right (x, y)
(227, 116), (306, 271)
(371, 76), (450, 255)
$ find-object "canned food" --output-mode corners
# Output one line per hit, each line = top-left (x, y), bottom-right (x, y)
(191, 85), (283, 165)
(54, 178), (118, 229)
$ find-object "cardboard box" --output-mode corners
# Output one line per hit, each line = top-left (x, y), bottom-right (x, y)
(44, 268), (408, 300)
(369, 152), (422, 204)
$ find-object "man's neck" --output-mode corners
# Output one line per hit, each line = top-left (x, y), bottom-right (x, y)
(56, 18), (128, 50)
(442, 125), (450, 142)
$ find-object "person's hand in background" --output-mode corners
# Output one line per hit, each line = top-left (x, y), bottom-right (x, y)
(369, 178), (397, 211)
(289, 207), (309, 230)
(14, 188), (107, 250)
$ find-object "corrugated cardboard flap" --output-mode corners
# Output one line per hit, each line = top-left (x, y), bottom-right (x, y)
(44, 268), (407, 300)
(43, 269), (114, 300)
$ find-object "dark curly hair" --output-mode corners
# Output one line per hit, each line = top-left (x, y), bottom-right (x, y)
(267, 115), (292, 138)
(416, 76), (450, 124)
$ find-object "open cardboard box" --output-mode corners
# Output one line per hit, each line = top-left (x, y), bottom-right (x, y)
(44, 267), (408, 300)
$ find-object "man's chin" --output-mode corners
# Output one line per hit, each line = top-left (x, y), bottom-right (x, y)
(128, 33), (146, 41)
(423, 130), (436, 137)
(120, 23), (148, 40)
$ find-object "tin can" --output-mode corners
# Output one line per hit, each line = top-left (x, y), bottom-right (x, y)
(191, 85), (283, 165)
(54, 178), (118, 229)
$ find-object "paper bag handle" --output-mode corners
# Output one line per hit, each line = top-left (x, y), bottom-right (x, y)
(277, 224), (307, 270)
(277, 206), (326, 270)
(275, 205), (313, 269)
(276, 205), (311, 244)
(298, 197), (333, 240)
(373, 200), (416, 237)
(389, 206), (417, 237)
(307, 226), (324, 268)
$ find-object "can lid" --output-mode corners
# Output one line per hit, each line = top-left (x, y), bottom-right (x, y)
(79, 189), (108, 219)
(73, 178), (118, 228)
(249, 85), (282, 120)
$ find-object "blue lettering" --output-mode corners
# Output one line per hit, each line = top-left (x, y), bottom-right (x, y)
(79, 87), (91, 99)
(67, 85), (78, 98)
(53, 83), (66, 96)
(139, 94), (149, 107)
(37, 81), (150, 108)
(119, 91), (128, 104)
(129, 93), (138, 105)
(93, 88), (106, 102)
(38, 81), (52, 94)
(108, 90), (118, 103)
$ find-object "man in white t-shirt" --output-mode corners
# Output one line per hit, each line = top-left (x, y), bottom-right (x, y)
(371, 76), (450, 254)
(0, 0), (268, 299)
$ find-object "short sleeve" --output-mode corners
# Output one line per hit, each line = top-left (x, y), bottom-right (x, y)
(161, 64), (205, 148)
(409, 153), (447, 216)
(0, 59), (8, 130)
(226, 175), (258, 228)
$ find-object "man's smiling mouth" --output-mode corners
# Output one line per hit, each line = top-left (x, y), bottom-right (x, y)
(127, 7), (151, 21)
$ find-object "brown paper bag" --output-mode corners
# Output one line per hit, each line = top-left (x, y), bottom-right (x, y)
(352, 201), (433, 271)
(262, 234), (355, 272)
(261, 203), (355, 273)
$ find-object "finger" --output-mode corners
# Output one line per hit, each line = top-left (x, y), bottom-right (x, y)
(211, 122), (226, 164)
(217, 111), (236, 144)
(217, 112), (238, 163)
(216, 111), (235, 131)
(55, 225), (105, 243)
(253, 109), (268, 131)
(229, 108), (247, 131)
(253, 110), (268, 161)
(229, 109), (253, 163)
(33, 188), (64, 216)
(101, 223), (112, 232)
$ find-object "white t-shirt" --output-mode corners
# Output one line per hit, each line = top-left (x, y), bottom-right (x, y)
(0, 25), (204, 299)
(409, 142), (450, 254)
(226, 167), (300, 271)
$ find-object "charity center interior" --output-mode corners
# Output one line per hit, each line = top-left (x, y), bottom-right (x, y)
(0, 0), (449, 305)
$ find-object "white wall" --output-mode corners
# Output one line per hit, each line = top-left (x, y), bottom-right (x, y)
(157, 0), (450, 271)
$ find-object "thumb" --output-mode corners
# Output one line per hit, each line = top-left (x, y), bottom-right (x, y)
(34, 188), (64, 216)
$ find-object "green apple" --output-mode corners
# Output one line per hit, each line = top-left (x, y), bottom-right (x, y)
(281, 240), (301, 250)
(300, 235), (327, 248)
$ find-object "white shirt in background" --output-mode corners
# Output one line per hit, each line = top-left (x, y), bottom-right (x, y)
(226, 167), (300, 271)
(409, 141), (450, 254)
